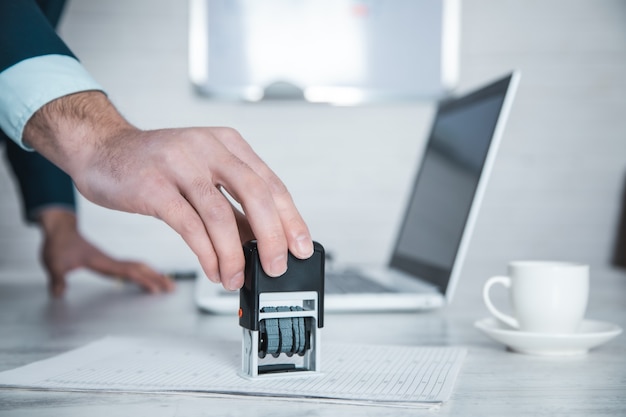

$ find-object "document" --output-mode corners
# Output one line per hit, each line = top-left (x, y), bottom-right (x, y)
(0, 337), (465, 408)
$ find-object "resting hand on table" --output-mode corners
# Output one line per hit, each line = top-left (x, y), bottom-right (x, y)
(38, 208), (174, 297)
(23, 91), (314, 291)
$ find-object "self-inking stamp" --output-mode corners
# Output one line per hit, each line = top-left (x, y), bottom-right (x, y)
(239, 240), (324, 378)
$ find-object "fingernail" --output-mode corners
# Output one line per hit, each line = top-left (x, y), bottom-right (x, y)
(228, 271), (244, 291)
(269, 254), (287, 277)
(207, 274), (220, 284)
(295, 235), (314, 258)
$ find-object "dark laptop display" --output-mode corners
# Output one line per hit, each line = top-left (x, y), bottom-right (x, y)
(390, 75), (514, 293)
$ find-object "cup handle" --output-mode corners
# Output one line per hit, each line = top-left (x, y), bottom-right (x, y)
(482, 276), (519, 329)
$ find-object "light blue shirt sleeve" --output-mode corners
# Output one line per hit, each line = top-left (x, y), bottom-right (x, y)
(0, 54), (104, 150)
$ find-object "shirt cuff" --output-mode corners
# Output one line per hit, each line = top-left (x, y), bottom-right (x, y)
(0, 54), (105, 150)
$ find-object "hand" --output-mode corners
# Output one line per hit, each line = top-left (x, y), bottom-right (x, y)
(38, 208), (174, 297)
(24, 91), (314, 290)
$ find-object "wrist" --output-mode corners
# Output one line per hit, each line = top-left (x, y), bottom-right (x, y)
(37, 208), (78, 237)
(22, 91), (138, 179)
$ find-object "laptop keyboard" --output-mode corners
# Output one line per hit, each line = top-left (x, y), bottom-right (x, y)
(325, 270), (397, 294)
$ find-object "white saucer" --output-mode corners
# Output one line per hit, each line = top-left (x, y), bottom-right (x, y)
(474, 317), (623, 356)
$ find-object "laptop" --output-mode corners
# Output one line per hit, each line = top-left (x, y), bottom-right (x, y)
(195, 71), (520, 314)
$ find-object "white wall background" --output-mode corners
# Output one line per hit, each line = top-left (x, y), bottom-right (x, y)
(1, 1), (625, 294)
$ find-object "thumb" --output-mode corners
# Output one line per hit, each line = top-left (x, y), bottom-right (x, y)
(41, 238), (69, 298)
(47, 267), (67, 298)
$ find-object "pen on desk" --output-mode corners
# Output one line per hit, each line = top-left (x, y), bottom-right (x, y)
(164, 271), (198, 281)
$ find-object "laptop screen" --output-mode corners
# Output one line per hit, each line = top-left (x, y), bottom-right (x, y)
(389, 74), (515, 293)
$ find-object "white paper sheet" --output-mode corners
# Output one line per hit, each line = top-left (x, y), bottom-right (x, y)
(0, 337), (465, 408)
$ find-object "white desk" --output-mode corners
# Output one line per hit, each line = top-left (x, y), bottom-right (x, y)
(0, 266), (624, 416)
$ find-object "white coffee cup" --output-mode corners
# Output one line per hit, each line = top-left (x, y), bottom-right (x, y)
(482, 261), (589, 334)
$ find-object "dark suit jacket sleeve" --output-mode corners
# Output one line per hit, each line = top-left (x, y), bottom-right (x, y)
(1, 0), (76, 222)
(0, 0), (75, 73)
(3, 136), (76, 223)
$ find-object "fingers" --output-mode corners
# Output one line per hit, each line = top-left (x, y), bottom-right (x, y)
(153, 188), (245, 290)
(110, 262), (175, 294)
(222, 170), (289, 277)
(232, 204), (255, 243)
(264, 174), (314, 259)
(85, 248), (175, 294)
(180, 179), (246, 289)
(211, 128), (313, 262)
(162, 131), (289, 281)
(48, 270), (67, 298)
(41, 235), (68, 298)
